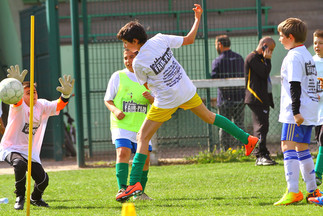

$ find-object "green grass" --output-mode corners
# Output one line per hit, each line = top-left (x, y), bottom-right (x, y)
(0, 161), (321, 215)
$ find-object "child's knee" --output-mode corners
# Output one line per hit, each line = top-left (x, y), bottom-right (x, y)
(12, 159), (27, 172)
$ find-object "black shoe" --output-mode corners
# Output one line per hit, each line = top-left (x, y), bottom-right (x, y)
(14, 196), (25, 210)
(255, 155), (277, 166)
(30, 198), (49, 207)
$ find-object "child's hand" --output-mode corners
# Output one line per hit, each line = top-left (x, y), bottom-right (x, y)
(56, 75), (75, 98)
(318, 77), (323, 89)
(142, 91), (154, 104)
(293, 113), (304, 126)
(114, 109), (125, 120)
(192, 4), (203, 19)
(7, 65), (28, 83)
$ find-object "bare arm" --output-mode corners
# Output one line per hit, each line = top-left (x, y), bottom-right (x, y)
(142, 91), (154, 104)
(104, 100), (125, 120)
(182, 4), (203, 46)
(0, 117), (5, 134)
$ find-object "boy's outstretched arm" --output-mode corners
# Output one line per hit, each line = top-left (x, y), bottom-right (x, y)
(56, 75), (75, 111)
(182, 4), (203, 46)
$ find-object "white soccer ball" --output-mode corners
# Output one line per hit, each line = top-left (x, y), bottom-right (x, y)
(0, 78), (24, 104)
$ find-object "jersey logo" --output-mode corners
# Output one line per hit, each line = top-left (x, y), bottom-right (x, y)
(22, 123), (40, 135)
(123, 101), (148, 114)
(150, 47), (172, 75)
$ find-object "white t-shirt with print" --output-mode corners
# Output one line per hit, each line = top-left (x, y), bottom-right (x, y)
(314, 54), (323, 123)
(279, 45), (319, 125)
(0, 99), (58, 164)
(133, 33), (196, 109)
(104, 68), (152, 146)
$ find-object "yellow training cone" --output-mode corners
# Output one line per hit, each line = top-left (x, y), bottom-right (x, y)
(121, 203), (136, 216)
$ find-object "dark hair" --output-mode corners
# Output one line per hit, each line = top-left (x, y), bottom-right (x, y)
(117, 21), (148, 44)
(314, 29), (323, 38)
(277, 18), (307, 43)
(216, 35), (231, 47)
(22, 81), (37, 89)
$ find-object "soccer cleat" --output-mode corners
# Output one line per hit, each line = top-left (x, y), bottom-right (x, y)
(245, 135), (260, 156)
(14, 196), (25, 210)
(255, 155), (277, 166)
(133, 192), (153, 201)
(116, 182), (142, 202)
(116, 188), (129, 203)
(274, 189), (303, 206)
(316, 173), (322, 186)
(30, 198), (49, 207)
(308, 196), (323, 206)
(306, 188), (322, 203)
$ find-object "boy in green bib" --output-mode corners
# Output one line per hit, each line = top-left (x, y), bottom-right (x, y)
(104, 49), (154, 201)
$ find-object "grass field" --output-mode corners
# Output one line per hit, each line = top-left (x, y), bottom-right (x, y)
(0, 160), (321, 215)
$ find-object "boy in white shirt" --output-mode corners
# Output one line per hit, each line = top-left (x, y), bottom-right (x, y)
(0, 65), (74, 210)
(308, 29), (323, 206)
(274, 18), (322, 206)
(115, 4), (260, 202)
(104, 49), (154, 201)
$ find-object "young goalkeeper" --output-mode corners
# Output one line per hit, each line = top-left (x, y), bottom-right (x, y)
(0, 65), (74, 210)
(115, 3), (260, 202)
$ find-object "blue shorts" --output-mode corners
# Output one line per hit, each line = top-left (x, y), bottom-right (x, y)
(281, 123), (313, 144)
(115, 139), (152, 153)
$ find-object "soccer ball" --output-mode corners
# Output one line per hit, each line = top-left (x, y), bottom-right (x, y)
(0, 78), (24, 104)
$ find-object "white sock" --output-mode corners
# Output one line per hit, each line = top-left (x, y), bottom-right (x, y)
(284, 150), (299, 193)
(297, 149), (317, 193)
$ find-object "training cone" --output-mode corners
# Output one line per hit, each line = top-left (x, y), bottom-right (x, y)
(121, 203), (136, 216)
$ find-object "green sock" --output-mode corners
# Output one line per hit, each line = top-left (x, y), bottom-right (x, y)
(315, 146), (323, 177)
(213, 114), (249, 144)
(116, 163), (129, 189)
(141, 170), (149, 192)
(129, 153), (147, 186)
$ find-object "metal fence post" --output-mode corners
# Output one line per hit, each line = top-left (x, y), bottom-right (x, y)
(256, 0), (262, 40)
(202, 0), (214, 152)
(81, 0), (93, 158)
(70, 0), (85, 167)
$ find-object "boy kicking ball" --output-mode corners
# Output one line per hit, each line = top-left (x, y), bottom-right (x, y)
(115, 3), (260, 202)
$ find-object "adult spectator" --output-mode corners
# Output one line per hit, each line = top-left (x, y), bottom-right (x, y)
(244, 36), (277, 166)
(211, 35), (245, 150)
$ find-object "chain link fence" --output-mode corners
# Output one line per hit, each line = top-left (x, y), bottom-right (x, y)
(57, 0), (284, 163)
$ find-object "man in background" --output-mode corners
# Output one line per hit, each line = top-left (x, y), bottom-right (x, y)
(211, 35), (245, 150)
(244, 36), (277, 166)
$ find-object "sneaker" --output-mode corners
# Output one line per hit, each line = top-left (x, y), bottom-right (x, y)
(30, 197), (49, 207)
(116, 182), (142, 202)
(255, 156), (277, 166)
(316, 173), (322, 186)
(306, 188), (322, 203)
(274, 189), (303, 206)
(116, 188), (129, 203)
(308, 196), (323, 206)
(133, 192), (153, 201)
(244, 135), (260, 156)
(14, 196), (25, 210)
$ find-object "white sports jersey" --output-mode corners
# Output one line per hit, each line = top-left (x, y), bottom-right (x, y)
(133, 33), (196, 109)
(314, 54), (323, 124)
(104, 69), (152, 146)
(0, 99), (58, 164)
(279, 45), (319, 125)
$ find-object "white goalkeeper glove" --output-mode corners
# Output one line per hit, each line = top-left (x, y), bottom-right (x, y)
(56, 75), (75, 98)
(7, 65), (28, 83)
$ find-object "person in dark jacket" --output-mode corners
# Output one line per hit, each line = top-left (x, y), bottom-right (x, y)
(211, 35), (245, 150)
(245, 36), (277, 166)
